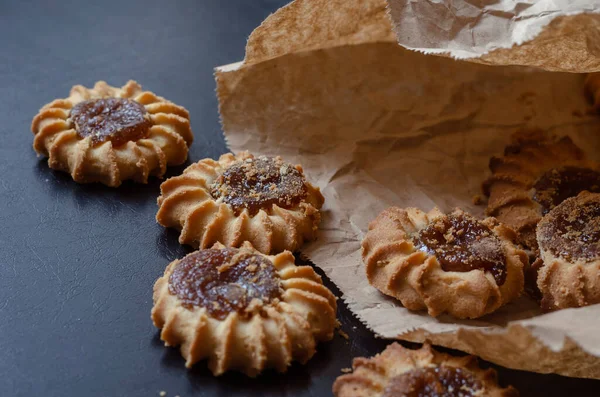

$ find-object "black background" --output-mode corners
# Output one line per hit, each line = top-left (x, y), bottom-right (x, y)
(1, 1), (598, 396)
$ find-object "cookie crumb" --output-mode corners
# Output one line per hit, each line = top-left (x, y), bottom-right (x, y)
(341, 367), (352, 373)
(338, 329), (349, 340)
(159, 392), (167, 397)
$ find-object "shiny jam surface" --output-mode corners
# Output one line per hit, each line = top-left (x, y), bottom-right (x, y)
(412, 213), (506, 285)
(210, 156), (308, 215)
(533, 167), (600, 215)
(168, 248), (282, 320)
(538, 198), (600, 262)
(69, 98), (152, 146)
(382, 366), (482, 397)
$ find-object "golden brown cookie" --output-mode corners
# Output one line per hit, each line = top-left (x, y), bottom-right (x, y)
(482, 129), (600, 250)
(151, 242), (337, 376)
(333, 343), (519, 397)
(535, 191), (600, 311)
(362, 207), (526, 319)
(31, 80), (193, 187)
(156, 152), (324, 254)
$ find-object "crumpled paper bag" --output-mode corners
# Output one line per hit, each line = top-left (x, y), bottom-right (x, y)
(216, 0), (600, 378)
(388, 0), (600, 72)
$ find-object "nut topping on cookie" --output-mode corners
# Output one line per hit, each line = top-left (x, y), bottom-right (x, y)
(538, 195), (600, 262)
(168, 248), (282, 319)
(482, 129), (600, 250)
(152, 243), (337, 376)
(210, 156), (308, 215)
(362, 207), (525, 318)
(70, 98), (152, 146)
(382, 365), (482, 397)
(157, 152), (324, 254)
(535, 192), (600, 310)
(533, 166), (600, 215)
(413, 213), (506, 285)
(333, 343), (519, 397)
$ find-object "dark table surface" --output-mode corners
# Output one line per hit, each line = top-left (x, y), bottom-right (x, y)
(1, 1), (599, 396)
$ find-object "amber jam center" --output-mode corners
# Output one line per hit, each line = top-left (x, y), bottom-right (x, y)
(533, 167), (600, 215)
(210, 156), (308, 215)
(538, 198), (600, 262)
(412, 213), (506, 285)
(382, 366), (483, 397)
(69, 98), (152, 146)
(168, 248), (283, 320)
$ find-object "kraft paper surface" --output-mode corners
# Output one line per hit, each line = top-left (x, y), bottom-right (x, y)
(216, 0), (600, 378)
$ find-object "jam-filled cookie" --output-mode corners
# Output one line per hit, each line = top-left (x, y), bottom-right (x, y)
(535, 191), (600, 311)
(482, 129), (600, 250)
(362, 207), (526, 319)
(31, 80), (193, 187)
(333, 343), (519, 397)
(156, 152), (324, 254)
(151, 242), (337, 376)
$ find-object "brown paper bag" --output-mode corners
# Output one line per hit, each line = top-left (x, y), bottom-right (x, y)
(388, 0), (600, 72)
(216, 0), (600, 378)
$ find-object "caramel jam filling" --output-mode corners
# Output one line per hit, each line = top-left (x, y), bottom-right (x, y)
(412, 213), (507, 285)
(382, 365), (483, 397)
(168, 248), (283, 320)
(210, 156), (308, 216)
(533, 167), (600, 215)
(69, 98), (152, 146)
(538, 198), (600, 262)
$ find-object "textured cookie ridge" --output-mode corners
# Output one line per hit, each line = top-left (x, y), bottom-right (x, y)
(31, 80), (193, 187)
(333, 343), (519, 397)
(482, 129), (600, 250)
(156, 152), (324, 254)
(151, 242), (337, 376)
(536, 191), (600, 311)
(362, 207), (526, 319)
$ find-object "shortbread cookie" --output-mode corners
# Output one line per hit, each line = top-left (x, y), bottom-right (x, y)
(151, 242), (337, 376)
(31, 80), (193, 187)
(482, 129), (600, 250)
(156, 152), (324, 254)
(535, 191), (600, 311)
(333, 343), (519, 397)
(362, 207), (526, 319)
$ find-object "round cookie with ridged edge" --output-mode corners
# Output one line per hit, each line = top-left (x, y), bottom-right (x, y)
(31, 80), (193, 187)
(151, 242), (337, 376)
(362, 207), (526, 319)
(333, 343), (519, 397)
(536, 191), (600, 311)
(156, 152), (324, 254)
(482, 129), (600, 250)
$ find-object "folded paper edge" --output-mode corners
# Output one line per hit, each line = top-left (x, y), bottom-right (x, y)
(342, 289), (600, 379)
(399, 326), (600, 379)
(385, 2), (600, 72)
(243, 0), (396, 67)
